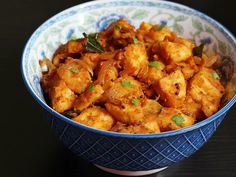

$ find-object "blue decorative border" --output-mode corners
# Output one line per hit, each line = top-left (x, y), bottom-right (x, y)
(21, 0), (236, 138)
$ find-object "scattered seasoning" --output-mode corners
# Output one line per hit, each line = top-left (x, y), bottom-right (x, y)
(121, 80), (133, 88)
(70, 35), (77, 41)
(70, 67), (79, 73)
(192, 43), (204, 57)
(172, 115), (184, 126)
(132, 98), (140, 106)
(89, 85), (96, 91)
(114, 25), (122, 30)
(83, 32), (105, 53)
(64, 109), (81, 117)
(156, 23), (166, 31)
(133, 37), (139, 44)
(212, 72), (220, 79)
(149, 61), (160, 69)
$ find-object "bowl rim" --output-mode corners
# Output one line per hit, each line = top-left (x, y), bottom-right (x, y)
(21, 0), (236, 138)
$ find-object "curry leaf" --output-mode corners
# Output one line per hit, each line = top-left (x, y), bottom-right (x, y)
(193, 44), (204, 57)
(83, 32), (104, 53)
(156, 23), (166, 31)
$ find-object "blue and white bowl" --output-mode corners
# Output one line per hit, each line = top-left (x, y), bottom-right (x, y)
(21, 0), (236, 176)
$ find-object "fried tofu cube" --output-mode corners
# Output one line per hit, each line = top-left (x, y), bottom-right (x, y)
(142, 99), (162, 116)
(105, 102), (144, 124)
(138, 60), (166, 84)
(142, 24), (176, 43)
(111, 114), (160, 134)
(153, 70), (186, 107)
(136, 22), (153, 42)
(180, 95), (203, 119)
(174, 37), (195, 50)
(189, 67), (225, 117)
(57, 58), (92, 94)
(105, 76), (145, 105)
(72, 107), (115, 131)
(157, 108), (195, 132)
(122, 43), (148, 76)
(159, 41), (192, 63)
(74, 84), (104, 111)
(49, 78), (77, 113)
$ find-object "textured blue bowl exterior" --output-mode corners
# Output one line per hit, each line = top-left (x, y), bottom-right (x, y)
(44, 110), (226, 171)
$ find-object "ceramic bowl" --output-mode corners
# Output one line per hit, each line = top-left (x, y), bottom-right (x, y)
(21, 0), (236, 176)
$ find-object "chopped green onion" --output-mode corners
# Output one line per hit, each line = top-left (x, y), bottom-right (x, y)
(70, 67), (79, 73)
(149, 61), (160, 69)
(133, 37), (139, 44)
(114, 25), (122, 30)
(172, 115), (184, 126)
(132, 98), (140, 106)
(121, 80), (133, 88)
(70, 35), (77, 41)
(156, 23), (166, 31)
(212, 72), (220, 79)
(89, 85), (96, 91)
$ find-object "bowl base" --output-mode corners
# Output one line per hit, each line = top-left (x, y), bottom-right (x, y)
(95, 165), (168, 176)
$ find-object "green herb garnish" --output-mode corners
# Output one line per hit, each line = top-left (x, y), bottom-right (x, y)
(133, 37), (139, 44)
(193, 44), (204, 57)
(89, 85), (96, 91)
(212, 72), (220, 79)
(114, 25), (122, 30)
(156, 23), (166, 31)
(172, 115), (184, 126)
(149, 61), (160, 69)
(132, 98), (140, 106)
(121, 80), (133, 88)
(83, 32), (105, 53)
(70, 67), (79, 73)
(70, 35), (77, 41)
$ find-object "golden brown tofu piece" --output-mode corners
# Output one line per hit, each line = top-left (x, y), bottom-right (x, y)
(72, 107), (115, 131)
(122, 43), (149, 76)
(188, 67), (225, 117)
(147, 25), (175, 43)
(67, 39), (86, 54)
(174, 37), (195, 50)
(105, 102), (144, 124)
(49, 77), (77, 113)
(142, 99), (162, 116)
(74, 84), (104, 111)
(57, 58), (92, 94)
(138, 60), (166, 84)
(100, 18), (136, 49)
(111, 114), (160, 134)
(180, 95), (203, 119)
(166, 57), (199, 80)
(157, 108), (195, 132)
(105, 76), (145, 105)
(159, 41), (192, 64)
(153, 70), (186, 107)
(136, 22), (153, 42)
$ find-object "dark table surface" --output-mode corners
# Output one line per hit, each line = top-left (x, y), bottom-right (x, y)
(1, 0), (236, 177)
